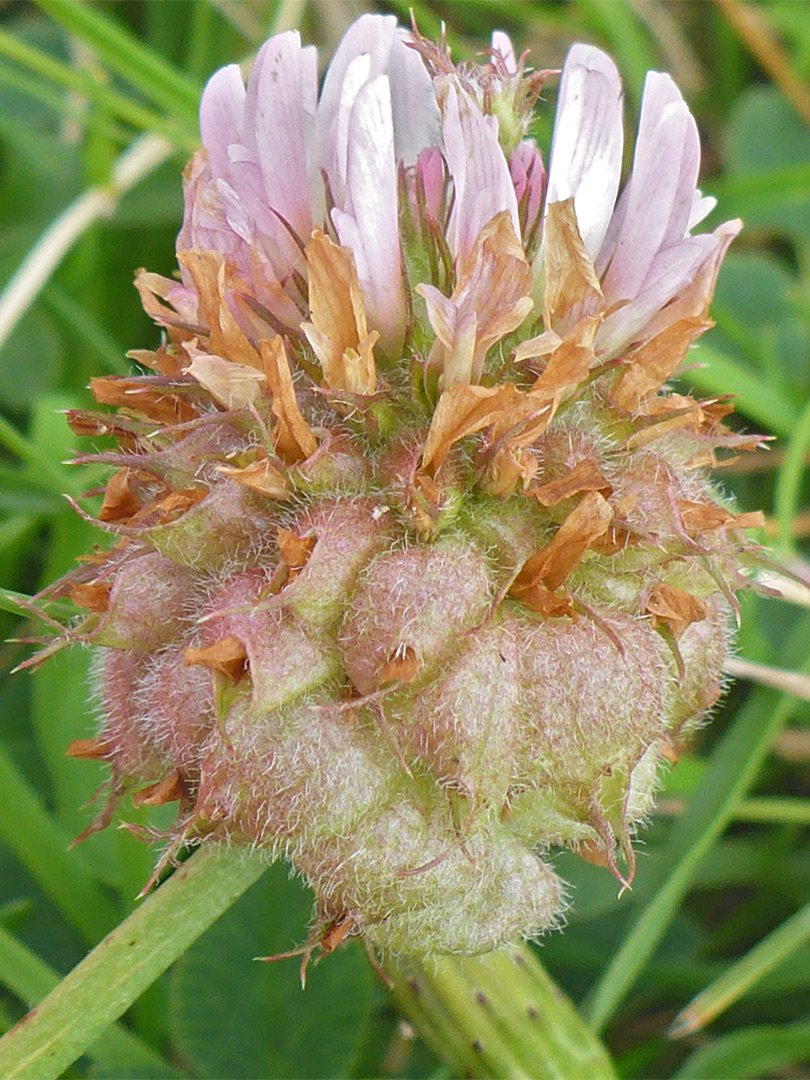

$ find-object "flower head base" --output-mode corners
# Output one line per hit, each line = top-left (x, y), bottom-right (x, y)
(46, 16), (765, 962)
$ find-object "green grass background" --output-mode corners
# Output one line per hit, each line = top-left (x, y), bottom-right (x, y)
(1, 1), (810, 1077)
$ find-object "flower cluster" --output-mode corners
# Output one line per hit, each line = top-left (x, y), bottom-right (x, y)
(50, 16), (763, 962)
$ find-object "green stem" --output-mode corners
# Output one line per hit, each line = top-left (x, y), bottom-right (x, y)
(386, 943), (617, 1079)
(0, 845), (267, 1080)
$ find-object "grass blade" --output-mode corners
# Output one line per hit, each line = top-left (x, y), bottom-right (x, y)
(773, 391), (810, 553)
(36, 0), (202, 121)
(681, 343), (798, 437)
(734, 796), (810, 824)
(0, 845), (267, 1080)
(0, 133), (173, 357)
(674, 1020), (810, 1080)
(0, 27), (192, 147)
(669, 900), (810, 1037)
(0, 924), (177, 1075)
(0, 745), (119, 938)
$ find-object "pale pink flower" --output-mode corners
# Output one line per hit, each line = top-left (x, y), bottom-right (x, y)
(181, 14), (440, 357)
(175, 17), (735, 387)
(543, 43), (740, 357)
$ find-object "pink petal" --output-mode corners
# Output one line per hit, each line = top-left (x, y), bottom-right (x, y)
(601, 72), (701, 301)
(440, 81), (519, 263)
(545, 44), (623, 260)
(638, 219), (742, 343)
(199, 64), (246, 181)
(510, 140), (546, 240)
(491, 31), (517, 76)
(415, 146), (447, 224)
(597, 234), (716, 356)
(242, 31), (317, 240)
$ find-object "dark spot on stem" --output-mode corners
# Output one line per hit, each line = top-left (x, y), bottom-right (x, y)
(471, 1040), (483, 1054)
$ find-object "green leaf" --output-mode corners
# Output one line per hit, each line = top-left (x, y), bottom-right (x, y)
(724, 86), (810, 252)
(169, 862), (376, 1080)
(710, 252), (809, 394)
(674, 1020), (810, 1079)
(0, 308), (63, 412)
(41, 283), (128, 374)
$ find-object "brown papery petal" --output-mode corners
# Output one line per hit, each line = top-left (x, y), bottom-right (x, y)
(89, 377), (198, 426)
(180, 250), (264, 369)
(512, 490), (613, 595)
(609, 315), (710, 414)
(678, 500), (735, 534)
(303, 231), (376, 395)
(529, 460), (612, 507)
(511, 584), (576, 619)
(378, 646), (420, 685)
(182, 345), (267, 409)
(644, 583), (706, 640)
(277, 528), (316, 570)
(259, 337), (318, 463)
(183, 636), (248, 682)
(543, 199), (603, 337)
(131, 770), (188, 808)
(98, 468), (144, 522)
(216, 458), (291, 500)
(420, 382), (528, 477)
(69, 581), (112, 612)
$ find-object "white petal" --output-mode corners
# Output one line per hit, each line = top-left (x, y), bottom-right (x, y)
(688, 189), (717, 231)
(545, 44), (623, 260)
(441, 82), (519, 262)
(388, 29), (442, 164)
(491, 31), (517, 75)
(313, 14), (399, 197)
(333, 74), (405, 355)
